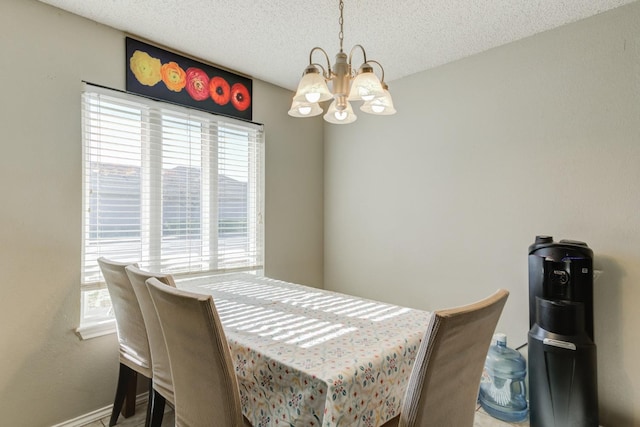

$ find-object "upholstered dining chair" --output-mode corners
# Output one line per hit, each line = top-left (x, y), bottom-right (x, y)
(126, 265), (177, 427)
(97, 257), (152, 427)
(146, 278), (252, 427)
(382, 289), (509, 427)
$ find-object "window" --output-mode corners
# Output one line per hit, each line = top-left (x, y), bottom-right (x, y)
(78, 84), (264, 337)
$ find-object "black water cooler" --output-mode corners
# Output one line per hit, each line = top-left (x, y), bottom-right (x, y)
(528, 236), (599, 427)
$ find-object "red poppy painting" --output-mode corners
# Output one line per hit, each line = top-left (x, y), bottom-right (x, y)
(126, 37), (253, 121)
(210, 76), (231, 106)
(231, 83), (251, 111)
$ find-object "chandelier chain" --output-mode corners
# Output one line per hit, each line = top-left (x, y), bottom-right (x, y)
(338, 0), (344, 52)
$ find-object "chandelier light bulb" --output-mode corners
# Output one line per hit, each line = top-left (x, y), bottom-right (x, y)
(288, 100), (323, 117)
(305, 92), (321, 103)
(324, 99), (357, 124)
(335, 110), (348, 121)
(359, 87), (396, 116)
(293, 68), (332, 103)
(347, 67), (385, 102)
(299, 105), (313, 115)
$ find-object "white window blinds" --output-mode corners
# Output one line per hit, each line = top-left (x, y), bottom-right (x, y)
(81, 83), (264, 287)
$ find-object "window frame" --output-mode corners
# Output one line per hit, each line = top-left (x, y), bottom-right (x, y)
(77, 83), (264, 339)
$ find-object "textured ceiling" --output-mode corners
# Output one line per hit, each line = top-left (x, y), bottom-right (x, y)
(38, 0), (637, 91)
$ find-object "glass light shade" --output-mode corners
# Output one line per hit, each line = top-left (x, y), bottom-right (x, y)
(293, 70), (333, 103)
(347, 68), (385, 101)
(324, 99), (357, 124)
(360, 89), (396, 115)
(288, 100), (323, 117)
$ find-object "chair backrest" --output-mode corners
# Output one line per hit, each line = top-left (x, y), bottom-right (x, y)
(398, 289), (509, 427)
(146, 278), (245, 427)
(97, 257), (150, 373)
(126, 265), (176, 403)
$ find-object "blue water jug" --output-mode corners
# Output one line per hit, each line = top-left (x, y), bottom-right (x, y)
(479, 333), (528, 422)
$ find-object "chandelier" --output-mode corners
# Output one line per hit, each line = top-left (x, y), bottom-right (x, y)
(288, 0), (396, 124)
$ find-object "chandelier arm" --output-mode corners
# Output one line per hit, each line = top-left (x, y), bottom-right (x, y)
(348, 44), (368, 67)
(309, 47), (333, 78)
(310, 63), (329, 78)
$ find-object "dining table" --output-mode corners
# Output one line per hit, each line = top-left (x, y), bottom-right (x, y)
(177, 272), (432, 427)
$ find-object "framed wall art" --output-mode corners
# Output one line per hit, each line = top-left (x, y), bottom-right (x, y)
(126, 37), (253, 121)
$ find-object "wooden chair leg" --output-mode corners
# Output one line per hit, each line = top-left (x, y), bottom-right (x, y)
(122, 367), (138, 418)
(149, 387), (167, 427)
(109, 364), (137, 426)
(143, 381), (153, 427)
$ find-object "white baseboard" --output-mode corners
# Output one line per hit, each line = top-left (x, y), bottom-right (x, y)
(51, 392), (149, 427)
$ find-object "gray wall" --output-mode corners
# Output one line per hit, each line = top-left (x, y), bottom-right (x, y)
(324, 2), (640, 426)
(0, 0), (323, 425)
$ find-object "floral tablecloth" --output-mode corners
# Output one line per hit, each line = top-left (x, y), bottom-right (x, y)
(178, 273), (432, 427)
